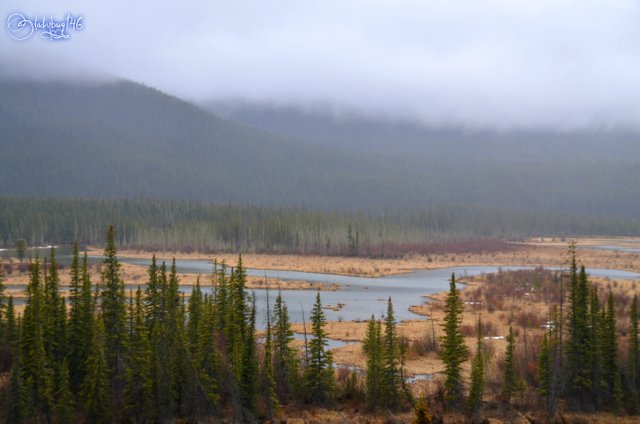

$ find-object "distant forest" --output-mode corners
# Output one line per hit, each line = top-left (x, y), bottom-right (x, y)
(2, 79), (640, 218)
(1, 197), (639, 256)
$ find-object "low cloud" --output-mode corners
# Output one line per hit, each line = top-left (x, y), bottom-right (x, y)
(2, 0), (640, 129)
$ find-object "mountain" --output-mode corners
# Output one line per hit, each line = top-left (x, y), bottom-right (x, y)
(1, 78), (639, 219)
(203, 100), (640, 162)
(0, 79), (427, 209)
(204, 100), (640, 219)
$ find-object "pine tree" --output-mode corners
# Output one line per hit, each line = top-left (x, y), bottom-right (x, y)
(537, 332), (552, 410)
(303, 292), (335, 404)
(8, 327), (27, 423)
(166, 259), (188, 413)
(20, 258), (54, 419)
(262, 289), (279, 420)
(188, 277), (203, 355)
(229, 258), (249, 382)
(68, 243), (92, 393)
(100, 225), (128, 396)
(439, 273), (468, 408)
(589, 287), (604, 408)
(144, 255), (160, 328)
(566, 262), (592, 407)
(538, 307), (564, 418)
(628, 293), (640, 412)
(5, 295), (17, 356)
(194, 297), (222, 413)
(150, 261), (174, 420)
(363, 315), (383, 410)
(273, 291), (298, 402)
(502, 324), (517, 403)
(468, 316), (485, 414)
(81, 253), (95, 355)
(125, 287), (154, 422)
(53, 359), (75, 423)
(382, 297), (400, 409)
(81, 314), (111, 424)
(238, 294), (259, 419)
(193, 293), (221, 415)
(68, 242), (82, 364)
(43, 248), (68, 377)
(603, 290), (622, 411)
(212, 260), (229, 336)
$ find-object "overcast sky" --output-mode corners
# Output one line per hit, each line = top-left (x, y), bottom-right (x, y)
(2, 0), (640, 129)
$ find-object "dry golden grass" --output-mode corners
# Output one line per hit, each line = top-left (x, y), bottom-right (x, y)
(95, 240), (640, 279)
(5, 241), (640, 421)
(2, 261), (338, 294)
(277, 406), (417, 423)
(8, 241), (637, 381)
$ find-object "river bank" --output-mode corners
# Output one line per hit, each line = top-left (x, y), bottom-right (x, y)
(90, 239), (640, 277)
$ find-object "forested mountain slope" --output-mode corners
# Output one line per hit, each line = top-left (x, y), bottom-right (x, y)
(1, 78), (639, 219)
(0, 79), (420, 209)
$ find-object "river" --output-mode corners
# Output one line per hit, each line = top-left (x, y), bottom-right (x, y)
(7, 248), (640, 328)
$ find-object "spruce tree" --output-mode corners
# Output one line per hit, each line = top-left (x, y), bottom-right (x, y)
(603, 290), (622, 411)
(537, 307), (562, 417)
(43, 248), (67, 374)
(567, 262), (592, 407)
(273, 291), (298, 402)
(100, 225), (128, 395)
(125, 287), (154, 422)
(81, 314), (111, 424)
(537, 332), (552, 411)
(240, 295), (259, 418)
(439, 273), (468, 408)
(589, 287), (604, 408)
(382, 297), (400, 409)
(8, 332), (27, 424)
(193, 293), (221, 415)
(628, 293), (640, 412)
(5, 295), (17, 356)
(151, 261), (174, 420)
(187, 277), (203, 355)
(53, 359), (75, 423)
(20, 258), (54, 419)
(262, 290), (279, 420)
(68, 243), (90, 393)
(212, 260), (229, 336)
(229, 258), (248, 382)
(144, 255), (160, 328)
(363, 315), (382, 410)
(166, 260), (188, 413)
(468, 316), (484, 414)
(303, 292), (335, 404)
(502, 323), (517, 403)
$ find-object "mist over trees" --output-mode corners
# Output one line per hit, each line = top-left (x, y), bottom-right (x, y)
(1, 79), (640, 219)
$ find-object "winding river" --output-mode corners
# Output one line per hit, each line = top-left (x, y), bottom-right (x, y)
(7, 248), (640, 329)
(116, 257), (640, 327)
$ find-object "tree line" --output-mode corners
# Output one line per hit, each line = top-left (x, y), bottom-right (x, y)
(2, 196), (640, 257)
